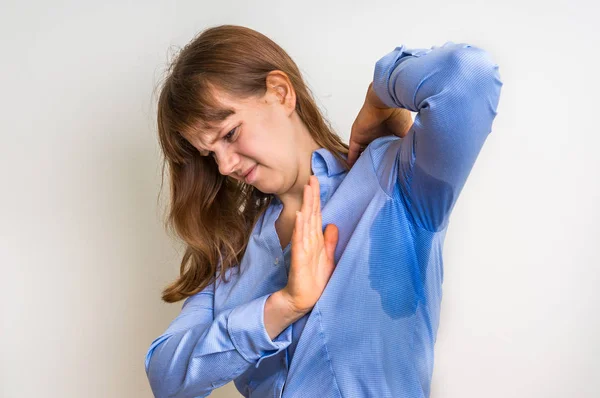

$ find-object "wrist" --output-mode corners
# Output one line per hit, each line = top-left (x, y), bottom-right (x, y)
(384, 108), (413, 138)
(276, 289), (308, 321)
(368, 82), (390, 109)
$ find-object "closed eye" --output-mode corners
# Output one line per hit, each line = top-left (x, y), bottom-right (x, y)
(223, 127), (237, 142)
(204, 127), (237, 158)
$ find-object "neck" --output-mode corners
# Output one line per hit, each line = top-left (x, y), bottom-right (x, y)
(276, 117), (321, 214)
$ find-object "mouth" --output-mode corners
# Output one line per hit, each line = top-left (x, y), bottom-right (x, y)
(243, 166), (256, 179)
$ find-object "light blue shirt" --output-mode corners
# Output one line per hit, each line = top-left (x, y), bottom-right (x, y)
(145, 41), (503, 398)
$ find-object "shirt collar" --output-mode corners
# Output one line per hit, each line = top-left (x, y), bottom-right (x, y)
(311, 147), (348, 178)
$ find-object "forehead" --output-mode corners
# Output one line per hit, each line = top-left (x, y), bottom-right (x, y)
(189, 88), (259, 148)
(184, 89), (232, 146)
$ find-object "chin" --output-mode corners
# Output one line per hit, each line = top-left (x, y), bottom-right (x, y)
(253, 179), (282, 196)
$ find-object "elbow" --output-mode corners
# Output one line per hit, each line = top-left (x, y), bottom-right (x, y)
(144, 334), (212, 398)
(439, 44), (502, 120)
(412, 43), (503, 116)
(450, 43), (501, 78)
(451, 44), (503, 104)
(145, 334), (170, 375)
(145, 335), (185, 398)
(145, 336), (174, 397)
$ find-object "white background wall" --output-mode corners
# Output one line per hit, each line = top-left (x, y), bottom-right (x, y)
(1, 1), (598, 397)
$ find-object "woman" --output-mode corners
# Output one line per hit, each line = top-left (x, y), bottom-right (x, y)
(145, 24), (502, 397)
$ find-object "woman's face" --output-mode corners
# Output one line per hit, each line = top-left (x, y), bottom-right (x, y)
(185, 74), (305, 195)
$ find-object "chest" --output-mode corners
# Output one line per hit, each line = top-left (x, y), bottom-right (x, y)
(214, 169), (387, 319)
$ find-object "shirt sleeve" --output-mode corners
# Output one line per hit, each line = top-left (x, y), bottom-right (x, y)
(144, 280), (292, 398)
(371, 41), (503, 231)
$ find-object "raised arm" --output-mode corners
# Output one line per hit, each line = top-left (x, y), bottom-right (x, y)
(371, 42), (503, 231)
(145, 282), (297, 398)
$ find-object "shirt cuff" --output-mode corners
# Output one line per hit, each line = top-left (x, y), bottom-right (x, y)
(227, 293), (293, 368)
(372, 45), (433, 109)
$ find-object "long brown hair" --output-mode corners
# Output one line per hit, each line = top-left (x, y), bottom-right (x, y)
(156, 24), (350, 303)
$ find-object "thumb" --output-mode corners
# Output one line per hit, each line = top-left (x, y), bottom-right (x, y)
(348, 111), (368, 167)
(347, 140), (363, 168)
(323, 224), (339, 262)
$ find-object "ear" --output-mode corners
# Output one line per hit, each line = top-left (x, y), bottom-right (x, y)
(265, 71), (296, 116)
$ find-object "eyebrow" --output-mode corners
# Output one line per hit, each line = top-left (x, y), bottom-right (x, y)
(207, 129), (223, 146)
(196, 111), (236, 151)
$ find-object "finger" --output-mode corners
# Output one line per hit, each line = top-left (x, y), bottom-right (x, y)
(310, 180), (317, 246)
(347, 140), (363, 167)
(311, 176), (324, 243)
(292, 210), (302, 245)
(311, 176), (319, 217)
(303, 184), (312, 250)
(323, 224), (339, 262)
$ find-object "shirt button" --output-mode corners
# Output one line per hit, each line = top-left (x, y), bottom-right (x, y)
(274, 257), (279, 265)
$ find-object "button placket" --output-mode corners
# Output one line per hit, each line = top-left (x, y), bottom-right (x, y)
(271, 199), (286, 267)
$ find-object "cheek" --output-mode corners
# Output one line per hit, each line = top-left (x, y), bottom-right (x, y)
(241, 119), (293, 168)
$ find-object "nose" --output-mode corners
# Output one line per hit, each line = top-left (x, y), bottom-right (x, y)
(214, 147), (239, 176)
